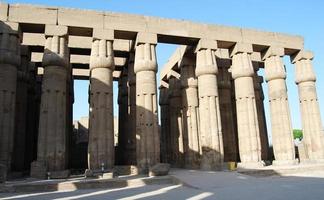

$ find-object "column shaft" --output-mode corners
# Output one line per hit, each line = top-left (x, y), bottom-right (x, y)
(36, 29), (69, 172)
(196, 40), (224, 170)
(253, 69), (270, 161)
(218, 60), (238, 162)
(292, 51), (324, 160)
(263, 48), (295, 164)
(0, 22), (20, 172)
(159, 86), (170, 163)
(12, 46), (30, 171)
(88, 37), (115, 171)
(127, 53), (137, 164)
(169, 77), (184, 167)
(230, 43), (263, 167)
(180, 58), (201, 168)
(134, 40), (160, 174)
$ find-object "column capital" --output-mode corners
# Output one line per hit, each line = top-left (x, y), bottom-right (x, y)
(45, 25), (68, 37)
(0, 22), (21, 66)
(229, 42), (253, 57)
(261, 46), (285, 60)
(135, 32), (157, 46)
(90, 40), (115, 70)
(291, 50), (314, 64)
(93, 28), (114, 41)
(195, 38), (218, 52)
(134, 42), (157, 73)
(180, 59), (197, 89)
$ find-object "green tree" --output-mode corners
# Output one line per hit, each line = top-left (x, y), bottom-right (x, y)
(293, 129), (303, 140)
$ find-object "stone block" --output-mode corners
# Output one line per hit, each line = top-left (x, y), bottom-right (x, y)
(195, 38), (218, 51)
(261, 46), (285, 60)
(0, 164), (7, 183)
(149, 163), (170, 176)
(45, 25), (68, 36)
(49, 170), (70, 179)
(93, 28), (114, 40)
(30, 161), (47, 179)
(113, 165), (139, 176)
(9, 4), (57, 24)
(0, 3), (8, 21)
(230, 42), (253, 57)
(102, 172), (114, 179)
(58, 8), (104, 28)
(136, 32), (157, 45)
(291, 50), (314, 63)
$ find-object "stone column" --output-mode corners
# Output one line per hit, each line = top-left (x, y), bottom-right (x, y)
(217, 58), (238, 162)
(12, 45), (30, 172)
(25, 62), (39, 170)
(0, 22), (21, 172)
(168, 76), (184, 167)
(159, 86), (170, 163)
(292, 50), (324, 161)
(134, 32), (160, 174)
(230, 43), (263, 168)
(117, 68), (129, 164)
(127, 53), (136, 164)
(253, 65), (270, 162)
(262, 47), (295, 165)
(31, 25), (69, 177)
(88, 29), (115, 172)
(195, 39), (224, 170)
(180, 57), (201, 169)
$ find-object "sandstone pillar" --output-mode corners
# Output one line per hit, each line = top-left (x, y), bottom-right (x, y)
(263, 47), (295, 165)
(253, 65), (270, 161)
(159, 86), (170, 163)
(217, 59), (238, 162)
(134, 32), (160, 174)
(230, 43), (263, 168)
(88, 29), (115, 171)
(195, 39), (224, 170)
(12, 45), (30, 171)
(292, 51), (324, 161)
(168, 76), (184, 167)
(32, 25), (70, 176)
(117, 68), (129, 164)
(180, 57), (201, 168)
(127, 53), (136, 164)
(0, 22), (21, 172)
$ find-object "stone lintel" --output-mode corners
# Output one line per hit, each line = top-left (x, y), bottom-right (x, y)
(230, 42), (253, 57)
(0, 3), (8, 21)
(45, 25), (68, 37)
(93, 28), (114, 40)
(261, 46), (285, 60)
(291, 50), (314, 64)
(159, 80), (169, 89)
(195, 38), (218, 52)
(135, 32), (157, 45)
(167, 70), (180, 80)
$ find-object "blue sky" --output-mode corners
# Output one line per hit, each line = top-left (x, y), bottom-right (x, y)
(5, 0), (324, 139)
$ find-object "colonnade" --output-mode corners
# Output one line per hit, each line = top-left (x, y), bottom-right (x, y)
(1, 19), (324, 181)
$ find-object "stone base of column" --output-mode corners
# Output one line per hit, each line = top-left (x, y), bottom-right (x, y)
(0, 164), (7, 183)
(48, 170), (70, 179)
(30, 161), (47, 179)
(272, 159), (298, 166)
(299, 159), (324, 164)
(237, 162), (265, 170)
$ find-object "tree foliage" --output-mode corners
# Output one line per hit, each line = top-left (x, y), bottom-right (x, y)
(293, 129), (303, 140)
